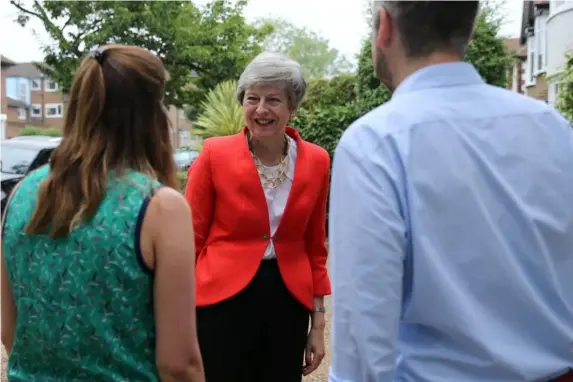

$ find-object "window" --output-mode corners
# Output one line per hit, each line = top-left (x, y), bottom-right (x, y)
(17, 108), (26, 120)
(31, 104), (42, 118)
(0, 146), (41, 175)
(179, 109), (186, 119)
(45, 103), (64, 118)
(526, 34), (536, 85)
(535, 14), (547, 73)
(30, 78), (41, 91)
(18, 82), (28, 102)
(45, 79), (58, 92)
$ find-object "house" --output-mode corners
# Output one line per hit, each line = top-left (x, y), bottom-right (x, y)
(3, 58), (198, 147)
(4, 62), (66, 138)
(167, 106), (201, 148)
(1, 55), (17, 139)
(520, 0), (550, 102)
(546, 0), (573, 105)
(504, 38), (527, 94)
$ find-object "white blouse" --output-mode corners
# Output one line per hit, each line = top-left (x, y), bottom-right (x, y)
(257, 135), (298, 259)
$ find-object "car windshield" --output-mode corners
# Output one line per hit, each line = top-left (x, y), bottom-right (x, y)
(0, 146), (40, 175)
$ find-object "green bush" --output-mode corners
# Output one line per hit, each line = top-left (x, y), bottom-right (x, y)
(556, 51), (573, 124)
(177, 170), (188, 193)
(19, 126), (62, 137)
(304, 74), (358, 110)
(192, 80), (245, 139)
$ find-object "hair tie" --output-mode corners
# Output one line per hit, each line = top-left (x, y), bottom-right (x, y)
(89, 47), (105, 65)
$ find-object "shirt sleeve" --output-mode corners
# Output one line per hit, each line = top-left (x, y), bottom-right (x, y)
(328, 130), (407, 382)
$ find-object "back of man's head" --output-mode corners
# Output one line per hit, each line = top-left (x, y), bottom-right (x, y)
(375, 1), (480, 58)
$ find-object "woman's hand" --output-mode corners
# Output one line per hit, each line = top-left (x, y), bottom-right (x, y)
(303, 324), (326, 376)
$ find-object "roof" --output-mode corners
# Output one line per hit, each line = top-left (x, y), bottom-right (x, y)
(6, 97), (28, 109)
(5, 62), (44, 78)
(520, 0), (550, 44)
(504, 38), (527, 58)
(1, 55), (16, 68)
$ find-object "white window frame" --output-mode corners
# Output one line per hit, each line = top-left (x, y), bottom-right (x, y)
(17, 108), (26, 120)
(19, 82), (28, 102)
(535, 13), (547, 75)
(179, 109), (186, 119)
(45, 103), (63, 118)
(45, 79), (58, 92)
(525, 35), (536, 86)
(30, 78), (41, 91)
(31, 104), (42, 118)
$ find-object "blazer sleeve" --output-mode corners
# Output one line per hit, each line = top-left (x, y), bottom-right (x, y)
(184, 140), (215, 257)
(305, 151), (332, 296)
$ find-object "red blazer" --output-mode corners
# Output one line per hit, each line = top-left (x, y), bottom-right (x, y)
(184, 126), (331, 310)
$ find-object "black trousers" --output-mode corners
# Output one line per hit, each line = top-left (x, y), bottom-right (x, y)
(197, 259), (310, 382)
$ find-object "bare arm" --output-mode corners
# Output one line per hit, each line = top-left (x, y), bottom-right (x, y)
(145, 187), (204, 382)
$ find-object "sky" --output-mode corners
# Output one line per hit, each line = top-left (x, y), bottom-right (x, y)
(0, 0), (524, 65)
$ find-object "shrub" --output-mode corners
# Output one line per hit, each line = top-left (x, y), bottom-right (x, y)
(192, 80), (245, 139)
(19, 126), (62, 137)
(556, 51), (573, 124)
(177, 170), (188, 193)
(303, 74), (358, 110)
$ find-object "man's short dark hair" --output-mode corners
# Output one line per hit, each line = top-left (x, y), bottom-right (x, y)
(374, 1), (480, 58)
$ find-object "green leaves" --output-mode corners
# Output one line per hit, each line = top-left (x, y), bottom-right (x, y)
(258, 17), (352, 79)
(10, 0), (271, 108)
(556, 52), (573, 124)
(192, 80), (245, 139)
(465, 4), (514, 88)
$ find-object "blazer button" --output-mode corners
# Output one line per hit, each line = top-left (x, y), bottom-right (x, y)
(262, 234), (269, 240)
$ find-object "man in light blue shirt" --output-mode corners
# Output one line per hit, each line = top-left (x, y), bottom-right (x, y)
(328, 1), (573, 381)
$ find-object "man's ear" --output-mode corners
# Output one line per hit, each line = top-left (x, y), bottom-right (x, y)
(375, 7), (393, 49)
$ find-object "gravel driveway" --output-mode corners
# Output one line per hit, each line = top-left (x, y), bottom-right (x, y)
(1, 297), (332, 382)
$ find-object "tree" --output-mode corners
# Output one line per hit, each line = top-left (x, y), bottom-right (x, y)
(259, 17), (352, 79)
(465, 3), (514, 88)
(556, 51), (573, 124)
(10, 0), (272, 107)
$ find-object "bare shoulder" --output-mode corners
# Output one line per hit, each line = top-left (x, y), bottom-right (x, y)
(153, 187), (191, 216)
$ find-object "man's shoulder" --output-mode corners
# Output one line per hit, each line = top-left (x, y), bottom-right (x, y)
(337, 100), (407, 157)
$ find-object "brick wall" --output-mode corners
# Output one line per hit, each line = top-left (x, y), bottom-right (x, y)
(1, 67), (7, 115)
(29, 78), (66, 128)
(525, 75), (548, 101)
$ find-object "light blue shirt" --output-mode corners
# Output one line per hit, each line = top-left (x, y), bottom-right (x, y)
(328, 62), (573, 382)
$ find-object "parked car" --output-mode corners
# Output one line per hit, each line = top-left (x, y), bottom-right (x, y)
(174, 148), (199, 171)
(1, 136), (61, 215)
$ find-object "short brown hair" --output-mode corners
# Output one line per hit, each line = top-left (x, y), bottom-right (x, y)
(26, 44), (178, 237)
(374, 1), (480, 58)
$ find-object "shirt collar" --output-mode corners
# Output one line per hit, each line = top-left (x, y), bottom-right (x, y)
(392, 62), (484, 98)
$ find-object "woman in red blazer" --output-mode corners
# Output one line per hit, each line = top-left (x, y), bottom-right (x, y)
(184, 52), (331, 382)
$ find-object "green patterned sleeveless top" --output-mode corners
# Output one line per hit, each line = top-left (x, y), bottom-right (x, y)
(2, 165), (161, 381)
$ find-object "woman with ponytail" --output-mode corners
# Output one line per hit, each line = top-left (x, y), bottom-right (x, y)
(1, 45), (204, 382)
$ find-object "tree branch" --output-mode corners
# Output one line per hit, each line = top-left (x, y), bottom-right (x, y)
(10, 0), (81, 57)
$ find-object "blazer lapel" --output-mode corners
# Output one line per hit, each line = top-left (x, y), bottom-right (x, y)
(235, 128), (270, 231)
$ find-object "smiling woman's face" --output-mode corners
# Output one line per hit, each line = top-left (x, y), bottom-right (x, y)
(242, 84), (292, 139)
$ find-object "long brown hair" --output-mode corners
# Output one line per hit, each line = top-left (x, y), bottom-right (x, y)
(26, 44), (178, 238)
